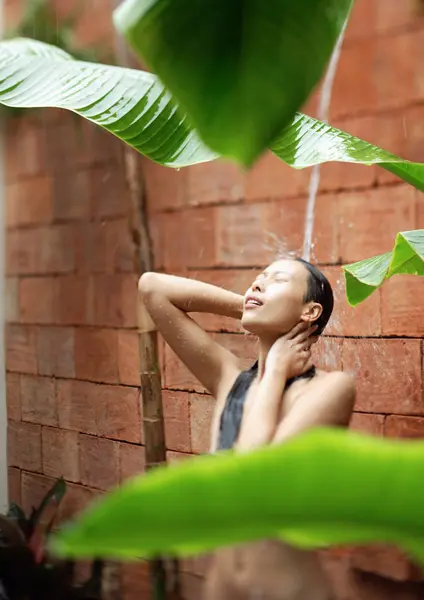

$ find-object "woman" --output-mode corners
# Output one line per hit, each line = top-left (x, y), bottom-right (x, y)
(138, 257), (356, 600)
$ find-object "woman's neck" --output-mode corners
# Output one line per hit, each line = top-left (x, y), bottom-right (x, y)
(256, 335), (280, 380)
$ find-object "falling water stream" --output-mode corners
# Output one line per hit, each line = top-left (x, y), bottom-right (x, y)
(302, 20), (349, 261)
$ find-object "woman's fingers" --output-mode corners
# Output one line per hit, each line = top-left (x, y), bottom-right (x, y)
(286, 322), (307, 339)
(294, 325), (318, 344)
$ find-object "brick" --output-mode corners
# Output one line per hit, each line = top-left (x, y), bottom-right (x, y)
(122, 562), (151, 600)
(92, 274), (137, 328)
(164, 344), (205, 393)
(189, 394), (216, 454)
(385, 416), (424, 440)
(332, 31), (423, 119)
(73, 0), (115, 49)
(351, 545), (421, 582)
(5, 119), (46, 183)
(121, 275), (138, 328)
(331, 39), (377, 120)
(345, 0), (420, 42)
(41, 427), (80, 482)
(166, 450), (194, 464)
(42, 427), (79, 482)
(19, 277), (57, 324)
(5, 277), (19, 322)
(59, 483), (100, 523)
(245, 151), (309, 202)
(89, 163), (128, 218)
(66, 116), (121, 169)
(320, 116), (378, 192)
(96, 386), (141, 444)
(118, 330), (139, 386)
(374, 0), (423, 33)
(42, 116), (83, 172)
(6, 175), (53, 228)
(216, 200), (305, 267)
(381, 276), (424, 337)
(322, 267), (381, 337)
(180, 573), (205, 600)
(58, 380), (97, 435)
(51, 167), (91, 221)
(8, 421), (42, 472)
(4, 0), (24, 29)
(7, 225), (75, 275)
(311, 194), (340, 265)
(21, 375), (57, 426)
(6, 324), (38, 374)
(342, 339), (422, 414)
(79, 434), (120, 490)
(119, 443), (146, 482)
(39, 224), (76, 274)
(312, 337), (343, 372)
(21, 471), (55, 517)
(7, 229), (42, 275)
(339, 185), (417, 263)
(143, 157), (186, 213)
(6, 373), (21, 421)
(163, 390), (191, 452)
(56, 276), (93, 325)
(163, 332), (256, 392)
(349, 413), (385, 436)
(75, 328), (119, 383)
(159, 331), (258, 396)
(8, 467), (21, 506)
(212, 332), (259, 365)
(264, 198), (307, 261)
(185, 160), (244, 206)
(58, 379), (141, 442)
(75, 219), (134, 274)
(181, 555), (211, 577)
(37, 326), (75, 378)
(372, 108), (424, 187)
(153, 208), (217, 270)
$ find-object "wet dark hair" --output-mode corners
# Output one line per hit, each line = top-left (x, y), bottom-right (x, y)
(295, 258), (334, 335)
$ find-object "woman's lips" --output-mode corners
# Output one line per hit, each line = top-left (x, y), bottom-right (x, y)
(244, 295), (264, 309)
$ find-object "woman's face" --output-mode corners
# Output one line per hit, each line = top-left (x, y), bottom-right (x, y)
(241, 259), (320, 337)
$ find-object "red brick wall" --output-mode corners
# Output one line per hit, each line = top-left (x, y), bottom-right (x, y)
(4, 0), (424, 599)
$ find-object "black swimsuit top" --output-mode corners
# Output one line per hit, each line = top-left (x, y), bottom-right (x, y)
(217, 362), (316, 451)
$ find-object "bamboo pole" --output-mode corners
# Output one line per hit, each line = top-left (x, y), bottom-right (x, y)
(112, 18), (180, 600)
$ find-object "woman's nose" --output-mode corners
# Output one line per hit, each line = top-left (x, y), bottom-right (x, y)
(252, 281), (264, 293)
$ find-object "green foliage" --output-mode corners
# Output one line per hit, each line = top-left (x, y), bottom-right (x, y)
(52, 429), (424, 564)
(0, 478), (103, 599)
(1, 39), (424, 193)
(343, 230), (424, 306)
(114, 0), (353, 165)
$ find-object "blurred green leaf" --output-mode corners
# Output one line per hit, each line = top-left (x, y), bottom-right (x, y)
(343, 230), (424, 306)
(114, 0), (353, 165)
(51, 428), (424, 564)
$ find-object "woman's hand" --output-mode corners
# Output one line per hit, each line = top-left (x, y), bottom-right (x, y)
(266, 322), (318, 380)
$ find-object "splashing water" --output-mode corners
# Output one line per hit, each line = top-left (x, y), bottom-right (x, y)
(302, 19), (349, 261)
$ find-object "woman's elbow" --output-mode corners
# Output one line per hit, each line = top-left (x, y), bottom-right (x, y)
(138, 272), (158, 298)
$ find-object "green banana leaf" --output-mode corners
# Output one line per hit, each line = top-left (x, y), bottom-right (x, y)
(114, 0), (353, 166)
(51, 428), (424, 563)
(1, 39), (424, 191)
(343, 230), (424, 306)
